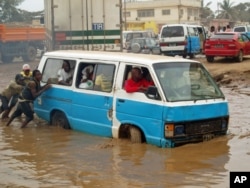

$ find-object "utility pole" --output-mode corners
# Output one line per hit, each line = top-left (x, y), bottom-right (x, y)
(124, 0), (127, 30)
(51, 0), (55, 50)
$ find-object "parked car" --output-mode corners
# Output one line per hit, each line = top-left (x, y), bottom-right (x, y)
(127, 37), (161, 54)
(125, 30), (156, 50)
(204, 32), (250, 62)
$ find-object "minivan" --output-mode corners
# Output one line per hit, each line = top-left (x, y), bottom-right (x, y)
(233, 25), (250, 38)
(159, 24), (201, 58)
(34, 50), (229, 148)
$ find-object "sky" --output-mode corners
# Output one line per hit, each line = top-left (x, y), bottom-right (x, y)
(18, 0), (44, 12)
(204, 0), (250, 12)
(17, 0), (249, 12)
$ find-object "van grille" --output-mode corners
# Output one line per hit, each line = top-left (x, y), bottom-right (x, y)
(185, 118), (225, 135)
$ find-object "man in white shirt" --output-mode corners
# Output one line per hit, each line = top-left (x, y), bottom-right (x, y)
(57, 60), (73, 86)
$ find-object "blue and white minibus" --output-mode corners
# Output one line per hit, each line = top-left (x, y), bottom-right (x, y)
(34, 51), (229, 148)
(159, 24), (201, 58)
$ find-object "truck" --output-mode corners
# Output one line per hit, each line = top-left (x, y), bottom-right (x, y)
(0, 23), (46, 63)
(44, 0), (122, 52)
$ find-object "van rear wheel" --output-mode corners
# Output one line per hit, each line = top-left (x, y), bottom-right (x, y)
(129, 126), (142, 143)
(51, 111), (70, 129)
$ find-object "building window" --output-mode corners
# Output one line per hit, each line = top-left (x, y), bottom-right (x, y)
(187, 8), (193, 16)
(180, 9), (184, 16)
(193, 9), (199, 17)
(123, 11), (131, 18)
(137, 9), (154, 18)
(162, 9), (170, 15)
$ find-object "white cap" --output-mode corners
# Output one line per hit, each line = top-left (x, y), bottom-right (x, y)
(22, 64), (30, 70)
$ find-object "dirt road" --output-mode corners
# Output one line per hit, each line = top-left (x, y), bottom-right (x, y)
(198, 55), (250, 87)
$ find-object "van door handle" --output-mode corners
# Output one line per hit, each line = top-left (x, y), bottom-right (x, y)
(118, 99), (125, 103)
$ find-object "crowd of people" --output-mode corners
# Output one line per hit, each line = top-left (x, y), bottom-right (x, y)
(208, 24), (232, 38)
(0, 64), (51, 128)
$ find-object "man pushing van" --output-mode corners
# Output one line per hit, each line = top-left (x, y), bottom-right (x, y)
(6, 70), (51, 128)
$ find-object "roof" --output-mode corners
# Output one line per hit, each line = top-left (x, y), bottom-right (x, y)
(43, 50), (200, 66)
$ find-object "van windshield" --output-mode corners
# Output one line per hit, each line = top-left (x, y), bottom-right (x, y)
(154, 62), (224, 102)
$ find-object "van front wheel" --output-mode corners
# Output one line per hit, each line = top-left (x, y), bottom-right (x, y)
(129, 126), (142, 143)
(52, 111), (70, 129)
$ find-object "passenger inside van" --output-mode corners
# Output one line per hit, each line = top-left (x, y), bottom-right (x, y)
(124, 66), (154, 93)
(57, 60), (74, 86)
(79, 65), (94, 89)
(94, 64), (114, 92)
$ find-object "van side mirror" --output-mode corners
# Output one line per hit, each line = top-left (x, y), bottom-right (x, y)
(146, 86), (161, 100)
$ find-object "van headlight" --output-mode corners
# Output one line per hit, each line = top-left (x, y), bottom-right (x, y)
(165, 124), (185, 137)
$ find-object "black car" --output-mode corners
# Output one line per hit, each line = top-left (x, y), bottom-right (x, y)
(127, 37), (161, 55)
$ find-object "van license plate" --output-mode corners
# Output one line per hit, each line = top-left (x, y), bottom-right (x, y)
(203, 134), (214, 141)
(169, 43), (176, 46)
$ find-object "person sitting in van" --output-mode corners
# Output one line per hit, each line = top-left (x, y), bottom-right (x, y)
(94, 65), (113, 92)
(79, 65), (94, 89)
(124, 67), (154, 93)
(57, 60), (73, 86)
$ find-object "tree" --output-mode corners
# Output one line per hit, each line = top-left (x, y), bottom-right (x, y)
(200, 0), (214, 18)
(0, 0), (24, 23)
(217, 0), (237, 20)
(233, 3), (250, 23)
(200, 0), (214, 26)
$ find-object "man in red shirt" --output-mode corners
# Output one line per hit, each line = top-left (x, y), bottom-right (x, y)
(124, 67), (154, 93)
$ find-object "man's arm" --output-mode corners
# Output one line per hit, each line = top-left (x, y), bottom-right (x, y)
(29, 81), (51, 99)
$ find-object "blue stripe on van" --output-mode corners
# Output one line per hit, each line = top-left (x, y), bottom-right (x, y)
(163, 101), (229, 122)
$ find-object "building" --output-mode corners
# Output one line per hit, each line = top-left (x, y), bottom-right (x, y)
(123, 0), (201, 34)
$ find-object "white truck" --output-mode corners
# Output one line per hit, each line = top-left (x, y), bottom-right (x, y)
(44, 0), (122, 51)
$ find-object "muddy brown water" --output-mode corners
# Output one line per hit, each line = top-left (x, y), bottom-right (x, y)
(0, 60), (250, 188)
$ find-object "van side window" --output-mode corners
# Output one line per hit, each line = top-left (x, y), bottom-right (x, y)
(42, 58), (76, 85)
(93, 64), (115, 92)
(187, 27), (196, 36)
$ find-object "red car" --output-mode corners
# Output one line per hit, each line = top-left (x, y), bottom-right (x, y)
(204, 32), (250, 62)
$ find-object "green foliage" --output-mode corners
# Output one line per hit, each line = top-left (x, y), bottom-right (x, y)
(0, 0), (24, 22)
(0, 0), (43, 24)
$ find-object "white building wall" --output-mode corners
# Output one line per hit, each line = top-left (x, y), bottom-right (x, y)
(124, 0), (201, 33)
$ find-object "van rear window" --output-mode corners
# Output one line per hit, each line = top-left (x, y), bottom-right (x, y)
(161, 26), (184, 37)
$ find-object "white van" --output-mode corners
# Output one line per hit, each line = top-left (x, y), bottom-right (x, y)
(159, 24), (201, 58)
(34, 50), (229, 148)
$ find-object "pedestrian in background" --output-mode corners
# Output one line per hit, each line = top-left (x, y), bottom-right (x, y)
(20, 64), (32, 84)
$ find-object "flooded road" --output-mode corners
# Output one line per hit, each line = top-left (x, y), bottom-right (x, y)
(0, 61), (250, 188)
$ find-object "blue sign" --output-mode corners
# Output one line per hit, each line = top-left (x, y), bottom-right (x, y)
(92, 23), (104, 30)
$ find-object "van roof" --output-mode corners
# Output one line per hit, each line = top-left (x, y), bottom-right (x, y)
(44, 50), (199, 66)
(161, 24), (198, 27)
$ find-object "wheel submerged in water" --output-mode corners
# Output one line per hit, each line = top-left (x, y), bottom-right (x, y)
(51, 111), (70, 129)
